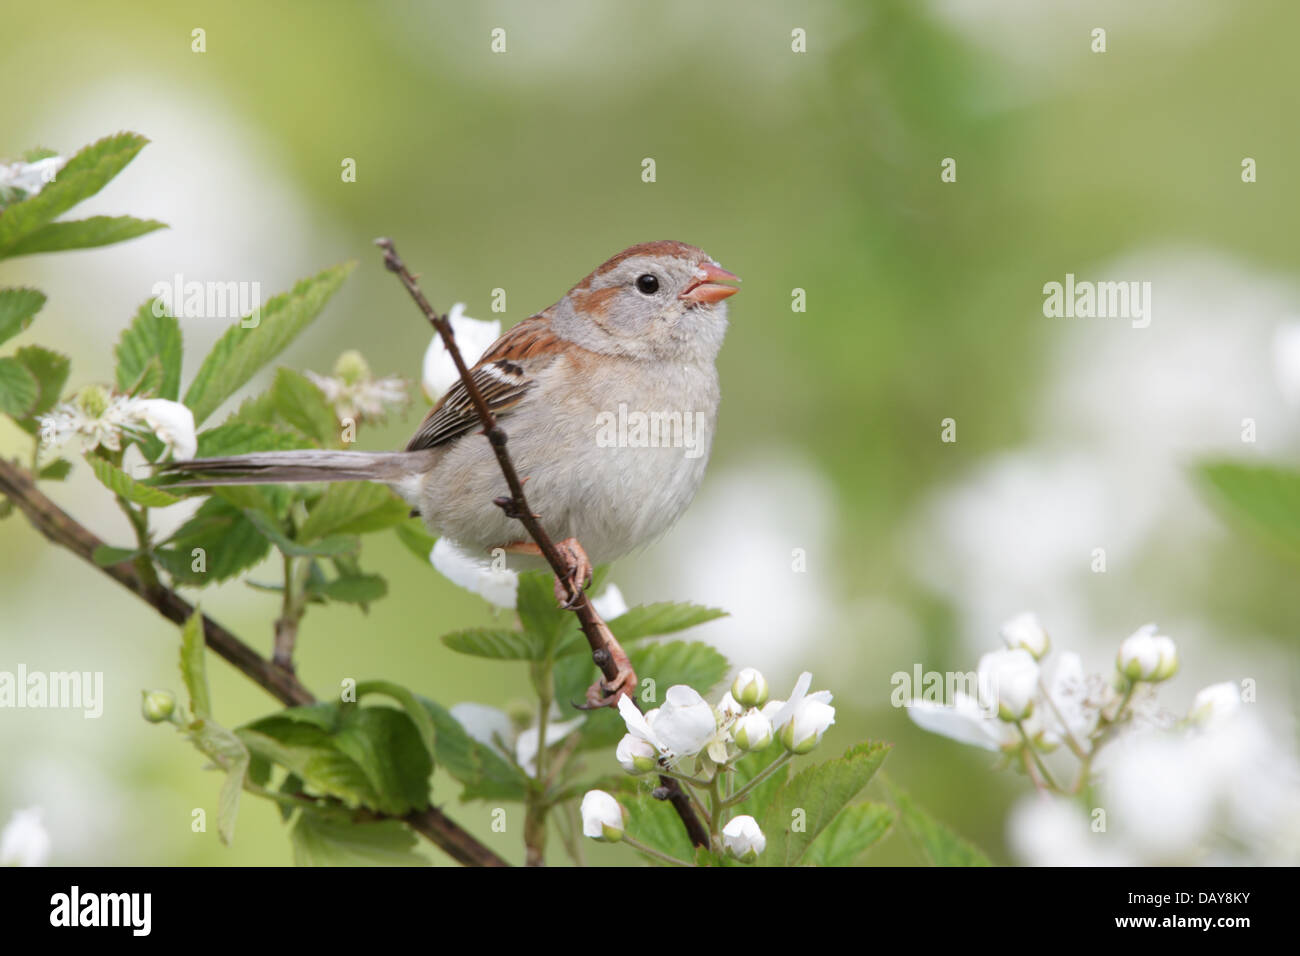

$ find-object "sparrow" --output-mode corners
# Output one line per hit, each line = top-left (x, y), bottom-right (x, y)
(163, 240), (739, 701)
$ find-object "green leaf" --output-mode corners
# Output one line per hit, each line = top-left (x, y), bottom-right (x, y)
(178, 608), (212, 720)
(270, 368), (337, 446)
(607, 602), (728, 642)
(394, 516), (436, 562)
(0, 357), (38, 416)
(314, 572), (387, 604)
(731, 744), (792, 814)
(891, 784), (991, 866)
(418, 698), (529, 802)
(803, 802), (894, 866)
(758, 740), (891, 867)
(195, 421), (312, 457)
(0, 132), (150, 258)
(1198, 460), (1300, 566)
(241, 508), (358, 558)
(37, 459), (72, 481)
(516, 571), (579, 656)
(0, 287), (46, 345)
(85, 453), (181, 507)
(298, 481), (409, 542)
(441, 627), (543, 661)
(353, 681), (438, 764)
(290, 813), (430, 867)
(92, 544), (142, 566)
(13, 345), (70, 417)
(116, 301), (182, 400)
(4, 215), (166, 258)
(624, 791), (696, 865)
(155, 497), (272, 585)
(182, 262), (355, 425)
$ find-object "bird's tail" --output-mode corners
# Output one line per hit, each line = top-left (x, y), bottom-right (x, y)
(158, 449), (431, 487)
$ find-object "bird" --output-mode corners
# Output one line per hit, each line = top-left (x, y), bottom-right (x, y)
(161, 240), (739, 703)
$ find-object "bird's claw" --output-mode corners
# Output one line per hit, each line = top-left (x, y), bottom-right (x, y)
(553, 537), (593, 607)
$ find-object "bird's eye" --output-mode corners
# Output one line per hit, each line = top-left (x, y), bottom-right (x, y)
(635, 273), (660, 295)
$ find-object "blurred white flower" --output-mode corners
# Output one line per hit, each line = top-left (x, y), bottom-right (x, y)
(0, 156), (64, 199)
(430, 537), (518, 608)
(731, 668), (769, 708)
(1188, 681), (1242, 730)
(978, 648), (1038, 721)
(908, 692), (1016, 752)
(590, 583), (628, 620)
(1008, 795), (1121, 867)
(304, 350), (408, 425)
(580, 790), (625, 841)
(1000, 611), (1050, 659)
(514, 715), (585, 778)
(449, 701), (583, 778)
(615, 733), (658, 774)
(733, 709), (773, 751)
(722, 815), (766, 862)
(132, 398), (196, 460)
(0, 807), (50, 867)
(1116, 624), (1178, 683)
(422, 303), (501, 401)
(38, 386), (138, 456)
(1040, 651), (1109, 741)
(1273, 322), (1300, 407)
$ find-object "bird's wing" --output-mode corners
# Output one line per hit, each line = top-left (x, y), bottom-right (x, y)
(404, 314), (565, 452)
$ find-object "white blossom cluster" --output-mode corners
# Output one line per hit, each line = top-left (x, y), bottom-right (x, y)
(37, 386), (196, 461)
(304, 350), (408, 425)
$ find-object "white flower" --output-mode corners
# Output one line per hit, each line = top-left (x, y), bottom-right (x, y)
(422, 303), (501, 400)
(617, 685), (716, 762)
(1040, 651), (1109, 741)
(514, 715), (585, 778)
(733, 709), (773, 751)
(38, 386), (136, 455)
(580, 790), (625, 841)
(615, 733), (659, 774)
(999, 611), (1050, 659)
(716, 691), (745, 719)
(590, 583), (628, 620)
(1116, 624), (1178, 683)
(1189, 682), (1242, 730)
(0, 156), (64, 199)
(978, 647), (1039, 721)
(1009, 795), (1124, 867)
(132, 399), (196, 460)
(0, 807), (50, 867)
(907, 692), (1018, 752)
(769, 672), (833, 731)
(304, 351), (408, 425)
(430, 537), (518, 608)
(779, 698), (836, 753)
(722, 815), (766, 862)
(1274, 322), (1300, 408)
(731, 667), (769, 708)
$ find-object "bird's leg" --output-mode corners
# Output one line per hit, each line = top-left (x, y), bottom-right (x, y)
(584, 623), (638, 709)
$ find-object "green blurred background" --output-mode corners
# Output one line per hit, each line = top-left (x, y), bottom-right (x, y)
(2, 0), (1297, 865)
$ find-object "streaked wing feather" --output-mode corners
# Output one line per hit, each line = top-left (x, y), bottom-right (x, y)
(404, 358), (534, 451)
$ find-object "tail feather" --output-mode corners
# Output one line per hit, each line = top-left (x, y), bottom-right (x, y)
(158, 449), (429, 487)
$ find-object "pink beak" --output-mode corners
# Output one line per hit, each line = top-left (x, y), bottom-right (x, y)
(680, 261), (741, 305)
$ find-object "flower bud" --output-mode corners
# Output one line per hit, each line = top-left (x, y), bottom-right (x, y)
(722, 815), (766, 863)
(141, 689), (176, 723)
(978, 648), (1039, 722)
(615, 733), (658, 774)
(999, 611), (1050, 660)
(733, 709), (773, 751)
(731, 668), (769, 708)
(779, 698), (835, 754)
(580, 790), (625, 842)
(333, 349), (372, 385)
(1116, 625), (1178, 683)
(1189, 682), (1241, 729)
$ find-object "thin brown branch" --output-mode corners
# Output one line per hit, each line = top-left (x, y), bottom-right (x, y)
(375, 237), (710, 849)
(0, 456), (508, 867)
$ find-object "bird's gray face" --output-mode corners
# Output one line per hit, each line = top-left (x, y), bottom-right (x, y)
(557, 253), (739, 362)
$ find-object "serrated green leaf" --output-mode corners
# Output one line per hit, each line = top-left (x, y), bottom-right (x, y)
(607, 602), (728, 642)
(441, 627), (543, 660)
(183, 262), (355, 425)
(116, 301), (182, 400)
(314, 572), (387, 604)
(13, 345), (70, 417)
(353, 681), (438, 764)
(1198, 460), (1300, 567)
(195, 421), (313, 457)
(803, 802), (894, 866)
(517, 570), (580, 656)
(85, 453), (181, 507)
(270, 367), (337, 446)
(0, 357), (38, 416)
(329, 707), (432, 815)
(758, 741), (890, 866)
(891, 784), (991, 866)
(0, 288), (46, 345)
(290, 813), (430, 867)
(4, 215), (166, 258)
(0, 132), (150, 257)
(178, 609), (212, 720)
(241, 508), (358, 558)
(155, 497), (272, 585)
(418, 697), (529, 802)
(298, 481), (409, 542)
(625, 791), (697, 865)
(731, 744), (791, 815)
